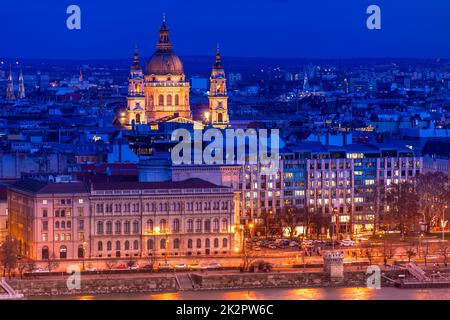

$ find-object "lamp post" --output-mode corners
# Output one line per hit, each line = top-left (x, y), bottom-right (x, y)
(442, 205), (448, 242)
(82, 241), (87, 271)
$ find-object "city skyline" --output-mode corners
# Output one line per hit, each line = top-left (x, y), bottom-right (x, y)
(1, 0), (450, 60)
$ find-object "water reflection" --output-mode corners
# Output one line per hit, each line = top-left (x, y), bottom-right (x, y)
(31, 287), (450, 301)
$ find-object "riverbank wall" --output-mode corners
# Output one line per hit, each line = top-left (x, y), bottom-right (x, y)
(8, 269), (409, 297)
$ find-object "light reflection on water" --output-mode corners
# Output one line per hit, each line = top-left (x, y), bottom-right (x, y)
(28, 287), (450, 300)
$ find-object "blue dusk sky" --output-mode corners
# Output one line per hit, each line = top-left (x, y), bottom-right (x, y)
(0, 0), (449, 59)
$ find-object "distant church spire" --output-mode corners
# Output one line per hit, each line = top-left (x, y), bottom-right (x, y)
(6, 65), (15, 100)
(79, 67), (84, 82)
(131, 45), (141, 72)
(18, 66), (25, 99)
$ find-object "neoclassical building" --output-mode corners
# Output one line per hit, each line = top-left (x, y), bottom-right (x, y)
(8, 177), (240, 262)
(123, 18), (229, 128)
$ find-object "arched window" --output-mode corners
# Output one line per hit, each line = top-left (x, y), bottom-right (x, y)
(106, 221), (112, 234)
(115, 221), (121, 234)
(55, 221), (60, 229)
(160, 219), (167, 232)
(187, 219), (193, 233)
(42, 246), (49, 260)
(173, 219), (180, 233)
(147, 219), (153, 233)
(61, 221), (65, 229)
(221, 218), (228, 232)
(174, 94), (179, 106)
(213, 218), (219, 232)
(98, 241), (103, 251)
(133, 240), (139, 250)
(107, 241), (112, 251)
(204, 219), (211, 232)
(166, 94), (172, 105)
(133, 220), (139, 234)
(196, 239), (201, 248)
(125, 240), (130, 250)
(78, 245), (84, 258)
(158, 94), (164, 106)
(222, 238), (228, 248)
(173, 238), (180, 249)
(214, 238), (219, 248)
(160, 239), (166, 249)
(147, 239), (154, 250)
(97, 221), (104, 234)
(218, 113), (223, 123)
(115, 241), (121, 251)
(135, 113), (141, 124)
(124, 221), (130, 234)
(195, 219), (202, 232)
(59, 245), (67, 259)
(205, 239), (210, 248)
(67, 221), (71, 229)
(187, 239), (193, 249)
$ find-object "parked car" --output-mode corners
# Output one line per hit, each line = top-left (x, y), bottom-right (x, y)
(250, 260), (273, 273)
(175, 264), (188, 270)
(188, 264), (199, 270)
(205, 263), (221, 270)
(128, 264), (139, 270)
(143, 264), (153, 270)
(158, 263), (174, 271)
(339, 239), (355, 247)
(31, 268), (49, 273)
(253, 246), (262, 251)
(85, 267), (97, 272)
(114, 264), (127, 270)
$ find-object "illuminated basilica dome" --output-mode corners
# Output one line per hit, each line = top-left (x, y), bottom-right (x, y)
(146, 18), (184, 76)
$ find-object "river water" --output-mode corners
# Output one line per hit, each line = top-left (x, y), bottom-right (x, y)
(28, 287), (450, 300)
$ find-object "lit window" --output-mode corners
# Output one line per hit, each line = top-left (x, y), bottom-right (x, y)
(42, 200), (48, 205)
(78, 199), (83, 204)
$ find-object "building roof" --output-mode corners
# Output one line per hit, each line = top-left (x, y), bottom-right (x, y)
(0, 185), (7, 201)
(91, 178), (225, 191)
(10, 179), (90, 195)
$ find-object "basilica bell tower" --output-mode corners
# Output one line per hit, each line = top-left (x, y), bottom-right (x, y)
(208, 45), (229, 128)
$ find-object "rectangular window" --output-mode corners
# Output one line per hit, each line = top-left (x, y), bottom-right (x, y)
(42, 200), (47, 205)
(42, 221), (48, 231)
(78, 199), (83, 204)
(42, 209), (48, 217)
(42, 233), (48, 242)
(78, 219), (84, 230)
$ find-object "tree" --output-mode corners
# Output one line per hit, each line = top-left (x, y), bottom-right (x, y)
(0, 236), (19, 278)
(45, 252), (59, 272)
(384, 181), (420, 238)
(416, 172), (450, 230)
(281, 206), (301, 239)
(105, 261), (115, 273)
(406, 249), (416, 263)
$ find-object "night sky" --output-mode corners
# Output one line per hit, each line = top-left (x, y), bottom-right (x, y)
(1, 0), (449, 59)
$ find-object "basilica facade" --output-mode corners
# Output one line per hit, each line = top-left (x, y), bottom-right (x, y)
(123, 18), (229, 129)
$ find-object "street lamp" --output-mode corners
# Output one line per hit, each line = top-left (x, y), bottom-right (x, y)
(82, 241), (87, 271)
(442, 205), (448, 242)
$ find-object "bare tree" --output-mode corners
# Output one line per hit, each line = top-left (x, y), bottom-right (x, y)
(0, 236), (19, 278)
(406, 249), (416, 263)
(281, 206), (301, 239)
(384, 181), (420, 238)
(46, 252), (59, 272)
(416, 172), (450, 231)
(105, 261), (115, 274)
